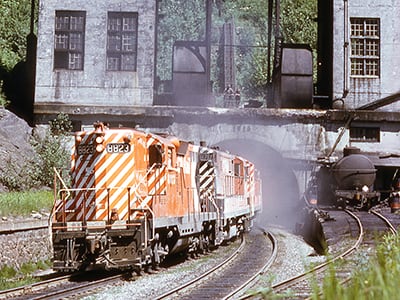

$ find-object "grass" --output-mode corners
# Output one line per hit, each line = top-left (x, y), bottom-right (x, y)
(0, 190), (54, 291)
(311, 233), (400, 300)
(0, 190), (53, 217)
(0, 260), (52, 291)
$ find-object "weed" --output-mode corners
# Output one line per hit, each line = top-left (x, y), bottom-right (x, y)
(0, 260), (51, 291)
(312, 233), (400, 299)
(0, 190), (53, 216)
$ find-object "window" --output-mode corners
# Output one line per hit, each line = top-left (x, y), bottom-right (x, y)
(107, 12), (138, 71)
(350, 126), (380, 142)
(234, 163), (242, 177)
(149, 144), (163, 167)
(54, 11), (86, 70)
(350, 18), (380, 77)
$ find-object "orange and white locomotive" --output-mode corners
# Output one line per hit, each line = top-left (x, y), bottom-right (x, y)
(51, 122), (262, 272)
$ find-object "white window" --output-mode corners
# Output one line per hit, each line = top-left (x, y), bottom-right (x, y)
(107, 12), (138, 71)
(350, 18), (380, 77)
(54, 11), (85, 70)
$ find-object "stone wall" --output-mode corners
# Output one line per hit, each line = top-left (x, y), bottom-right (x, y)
(0, 228), (51, 269)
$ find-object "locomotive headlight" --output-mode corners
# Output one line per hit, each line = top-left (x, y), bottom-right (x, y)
(96, 136), (104, 144)
(96, 144), (104, 152)
(362, 185), (369, 193)
(123, 134), (132, 143)
(76, 135), (82, 142)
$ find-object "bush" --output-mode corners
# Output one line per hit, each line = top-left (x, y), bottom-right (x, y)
(313, 233), (400, 299)
(0, 113), (72, 191)
(29, 113), (72, 188)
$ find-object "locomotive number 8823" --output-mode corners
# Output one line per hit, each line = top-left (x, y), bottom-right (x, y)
(51, 122), (262, 273)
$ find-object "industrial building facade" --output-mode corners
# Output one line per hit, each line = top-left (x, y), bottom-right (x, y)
(328, 0), (400, 110)
(34, 0), (400, 115)
(34, 0), (156, 112)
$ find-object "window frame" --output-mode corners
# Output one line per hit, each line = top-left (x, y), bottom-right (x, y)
(106, 12), (138, 72)
(349, 125), (380, 143)
(350, 18), (380, 78)
(54, 10), (86, 70)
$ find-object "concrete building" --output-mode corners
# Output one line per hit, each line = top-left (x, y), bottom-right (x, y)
(318, 0), (400, 110)
(34, 0), (156, 111)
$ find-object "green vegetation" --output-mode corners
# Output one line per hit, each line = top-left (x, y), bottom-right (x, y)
(0, 0), (35, 71)
(0, 0), (35, 107)
(0, 113), (72, 192)
(0, 190), (53, 217)
(30, 113), (72, 188)
(312, 233), (400, 300)
(157, 0), (317, 100)
(0, 260), (51, 290)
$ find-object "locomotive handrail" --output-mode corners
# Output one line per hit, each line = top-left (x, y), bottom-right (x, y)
(130, 163), (162, 239)
(55, 184), (156, 243)
(54, 167), (71, 200)
(209, 195), (221, 228)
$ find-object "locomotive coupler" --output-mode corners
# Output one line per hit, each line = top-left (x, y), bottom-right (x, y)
(86, 234), (106, 254)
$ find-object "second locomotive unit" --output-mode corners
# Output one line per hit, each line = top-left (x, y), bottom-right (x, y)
(51, 122), (262, 272)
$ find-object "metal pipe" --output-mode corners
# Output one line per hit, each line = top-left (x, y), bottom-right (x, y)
(205, 0), (212, 94)
(343, 0), (349, 98)
(267, 0), (273, 83)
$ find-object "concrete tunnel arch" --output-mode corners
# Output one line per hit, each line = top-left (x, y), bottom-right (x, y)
(213, 139), (303, 230)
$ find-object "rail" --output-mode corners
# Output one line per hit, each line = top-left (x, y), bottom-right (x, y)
(265, 209), (364, 298)
(223, 229), (277, 299)
(156, 229), (276, 300)
(370, 209), (398, 235)
(154, 235), (247, 300)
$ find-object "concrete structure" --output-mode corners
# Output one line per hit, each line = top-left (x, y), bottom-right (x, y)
(34, 105), (400, 197)
(35, 0), (156, 107)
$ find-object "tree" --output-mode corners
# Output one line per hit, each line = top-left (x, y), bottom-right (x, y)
(0, 0), (33, 71)
(0, 0), (37, 108)
(156, 0), (317, 100)
(219, 0), (317, 98)
(156, 0), (206, 82)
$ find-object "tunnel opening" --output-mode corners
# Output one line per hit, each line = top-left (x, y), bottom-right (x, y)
(214, 139), (303, 231)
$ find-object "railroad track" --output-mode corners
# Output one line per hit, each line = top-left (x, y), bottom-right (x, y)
(245, 208), (397, 300)
(0, 273), (72, 300)
(2, 231), (250, 299)
(370, 208), (397, 235)
(155, 227), (276, 300)
(0, 271), (126, 300)
(0, 219), (48, 234)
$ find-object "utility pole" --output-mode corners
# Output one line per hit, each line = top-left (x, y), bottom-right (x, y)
(205, 0), (212, 95)
(26, 0), (37, 124)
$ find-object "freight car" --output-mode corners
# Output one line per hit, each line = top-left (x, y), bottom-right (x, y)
(310, 147), (380, 210)
(51, 122), (262, 272)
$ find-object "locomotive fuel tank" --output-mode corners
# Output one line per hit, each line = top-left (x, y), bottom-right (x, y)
(332, 154), (377, 190)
